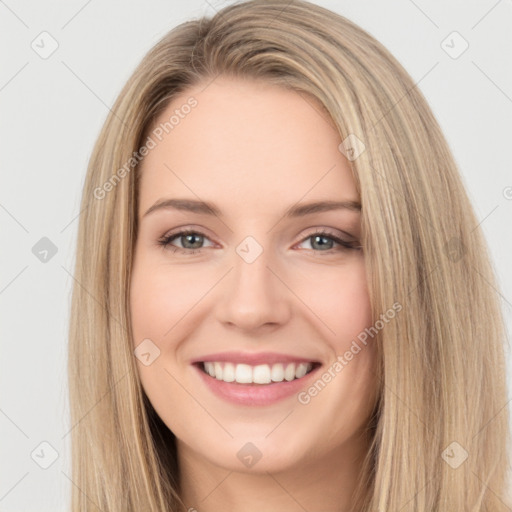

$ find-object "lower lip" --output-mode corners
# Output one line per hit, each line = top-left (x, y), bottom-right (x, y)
(193, 364), (321, 406)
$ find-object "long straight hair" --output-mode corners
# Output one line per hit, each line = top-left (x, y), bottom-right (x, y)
(68, 1), (511, 510)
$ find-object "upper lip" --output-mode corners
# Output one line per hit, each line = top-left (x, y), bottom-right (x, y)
(191, 351), (321, 366)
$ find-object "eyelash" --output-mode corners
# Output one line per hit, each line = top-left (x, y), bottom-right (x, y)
(157, 229), (361, 256)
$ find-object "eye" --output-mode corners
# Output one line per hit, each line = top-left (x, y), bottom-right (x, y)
(295, 229), (361, 253)
(157, 228), (361, 255)
(157, 229), (215, 254)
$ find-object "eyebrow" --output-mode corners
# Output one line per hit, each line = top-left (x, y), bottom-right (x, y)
(143, 198), (361, 219)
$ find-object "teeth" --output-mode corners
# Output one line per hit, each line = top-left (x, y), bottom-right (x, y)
(235, 363), (252, 383)
(295, 363), (309, 379)
(206, 362), (216, 377)
(271, 363), (284, 382)
(223, 362), (235, 382)
(202, 362), (314, 384)
(284, 363), (296, 381)
(253, 364), (271, 384)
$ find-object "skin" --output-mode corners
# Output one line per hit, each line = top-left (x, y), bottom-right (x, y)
(130, 77), (378, 512)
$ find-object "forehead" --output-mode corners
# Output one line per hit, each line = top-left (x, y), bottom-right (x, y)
(137, 77), (358, 218)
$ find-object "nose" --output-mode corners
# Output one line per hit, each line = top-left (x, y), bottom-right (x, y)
(215, 243), (292, 332)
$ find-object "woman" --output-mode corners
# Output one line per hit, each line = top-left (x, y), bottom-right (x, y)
(68, 1), (511, 510)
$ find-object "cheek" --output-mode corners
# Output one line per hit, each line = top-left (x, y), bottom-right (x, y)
(130, 259), (206, 345)
(129, 258), (199, 423)
(293, 258), (372, 346)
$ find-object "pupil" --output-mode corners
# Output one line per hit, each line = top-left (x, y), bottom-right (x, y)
(184, 234), (202, 249)
(313, 235), (332, 250)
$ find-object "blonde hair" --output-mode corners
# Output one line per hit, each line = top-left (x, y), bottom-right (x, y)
(68, 1), (511, 510)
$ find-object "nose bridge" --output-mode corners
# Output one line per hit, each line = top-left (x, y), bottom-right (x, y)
(233, 238), (272, 290)
(216, 234), (290, 330)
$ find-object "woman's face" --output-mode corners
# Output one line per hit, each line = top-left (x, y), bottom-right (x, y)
(130, 77), (377, 474)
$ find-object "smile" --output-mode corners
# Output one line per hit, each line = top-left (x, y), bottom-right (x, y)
(201, 361), (318, 384)
(192, 353), (323, 406)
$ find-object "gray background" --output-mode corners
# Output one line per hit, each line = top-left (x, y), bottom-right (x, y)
(1, 0), (511, 510)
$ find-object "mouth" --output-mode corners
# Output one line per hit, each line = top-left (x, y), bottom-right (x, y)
(190, 351), (323, 405)
(195, 361), (321, 385)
